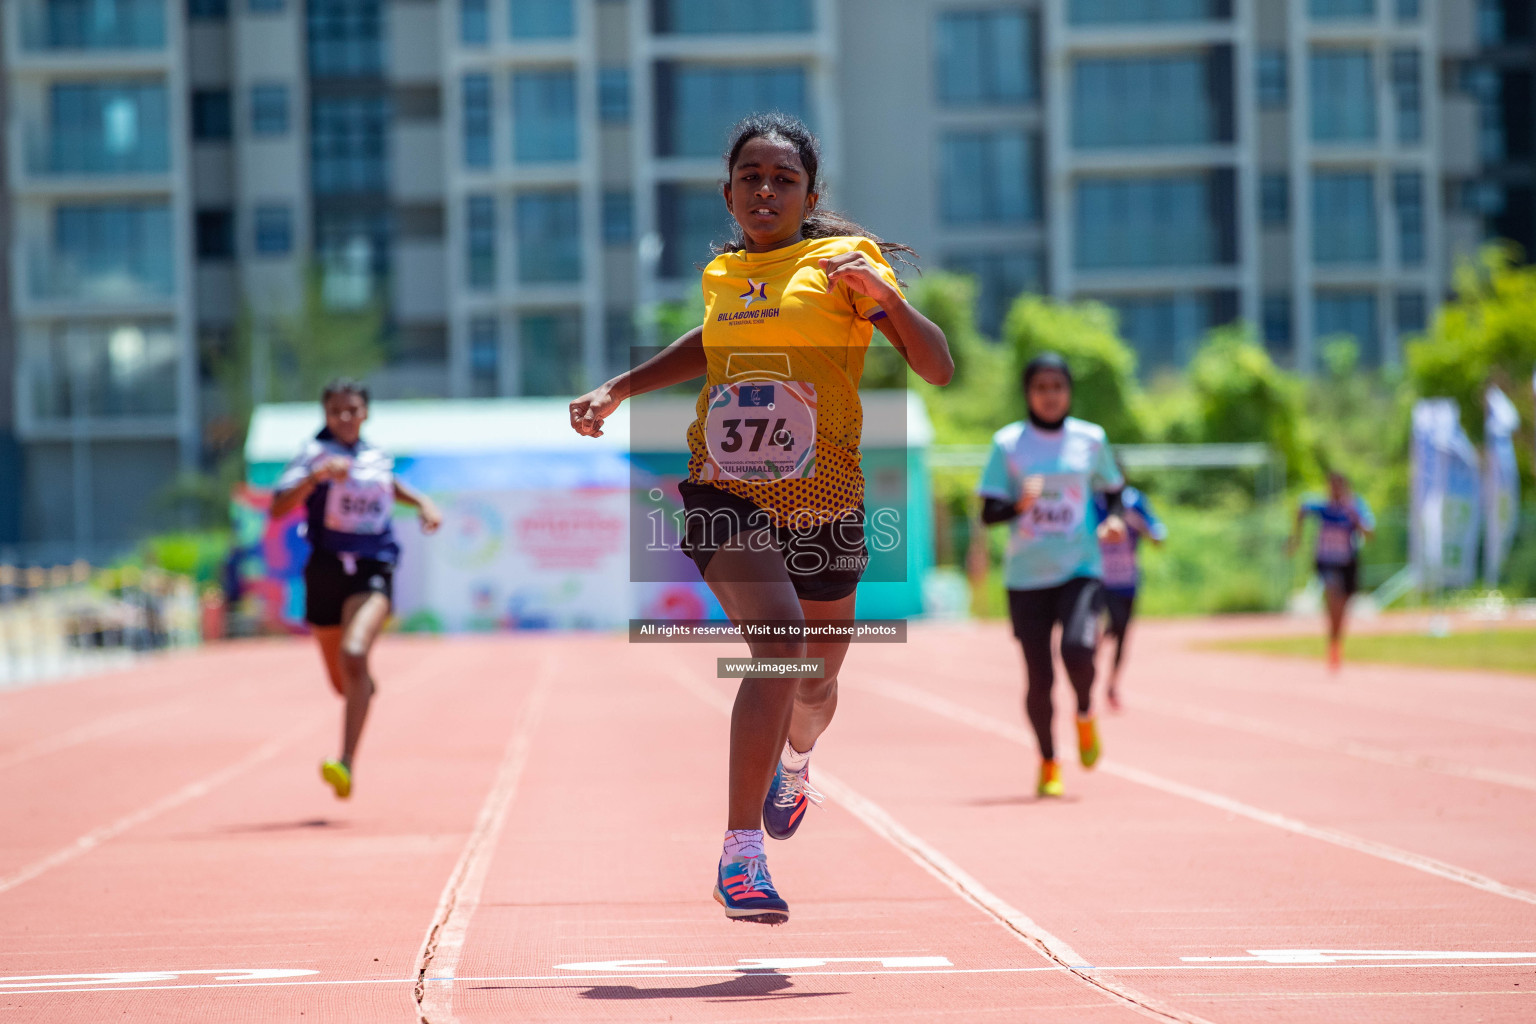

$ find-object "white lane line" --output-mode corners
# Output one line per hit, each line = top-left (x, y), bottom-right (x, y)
(0, 704), (190, 774)
(853, 677), (1536, 908)
(670, 670), (1215, 1024)
(1129, 696), (1536, 794)
(0, 715), (315, 897)
(14, 964), (1536, 994)
(414, 659), (552, 1024)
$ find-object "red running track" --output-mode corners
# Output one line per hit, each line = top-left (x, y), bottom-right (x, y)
(1, 621), (1533, 1022)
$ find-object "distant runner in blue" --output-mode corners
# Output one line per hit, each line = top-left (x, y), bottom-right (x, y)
(271, 379), (443, 799)
(1288, 472), (1374, 672)
(1093, 479), (1166, 712)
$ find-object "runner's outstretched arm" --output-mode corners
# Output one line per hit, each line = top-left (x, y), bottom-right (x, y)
(392, 480), (443, 534)
(569, 326), (706, 437)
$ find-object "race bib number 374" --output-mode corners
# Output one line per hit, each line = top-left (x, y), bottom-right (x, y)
(702, 381), (817, 482)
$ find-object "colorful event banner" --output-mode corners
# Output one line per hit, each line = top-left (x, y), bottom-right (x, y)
(1410, 399), (1482, 591)
(1482, 385), (1521, 587)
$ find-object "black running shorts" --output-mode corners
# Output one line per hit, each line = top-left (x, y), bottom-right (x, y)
(1317, 560), (1359, 597)
(304, 549), (394, 627)
(678, 481), (868, 603)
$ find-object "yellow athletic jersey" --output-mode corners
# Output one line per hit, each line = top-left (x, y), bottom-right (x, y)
(685, 235), (902, 527)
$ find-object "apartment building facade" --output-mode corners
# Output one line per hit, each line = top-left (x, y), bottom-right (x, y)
(0, 0), (1524, 550)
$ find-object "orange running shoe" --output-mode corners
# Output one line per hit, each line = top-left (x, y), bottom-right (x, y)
(1327, 640), (1342, 673)
(1036, 759), (1063, 798)
(1076, 716), (1101, 768)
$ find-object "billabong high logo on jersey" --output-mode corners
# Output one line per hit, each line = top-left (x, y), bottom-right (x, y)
(740, 280), (768, 308)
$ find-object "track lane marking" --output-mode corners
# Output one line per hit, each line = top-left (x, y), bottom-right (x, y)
(851, 677), (1536, 907)
(671, 669), (1215, 1024)
(0, 715), (316, 897)
(1127, 696), (1536, 793)
(414, 658), (553, 1024)
(0, 704), (191, 774)
(12, 959), (1536, 996)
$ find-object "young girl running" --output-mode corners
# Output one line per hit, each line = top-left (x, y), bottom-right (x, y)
(271, 379), (442, 799)
(1288, 472), (1374, 672)
(1093, 474), (1167, 711)
(978, 354), (1127, 798)
(569, 113), (952, 924)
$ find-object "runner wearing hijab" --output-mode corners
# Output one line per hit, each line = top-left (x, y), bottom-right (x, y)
(569, 113), (952, 924)
(271, 379), (442, 799)
(978, 354), (1126, 797)
(1289, 472), (1374, 672)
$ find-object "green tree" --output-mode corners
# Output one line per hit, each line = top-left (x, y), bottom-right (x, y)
(1407, 244), (1536, 460)
(899, 273), (1011, 440)
(1183, 326), (1311, 466)
(1001, 296), (1146, 442)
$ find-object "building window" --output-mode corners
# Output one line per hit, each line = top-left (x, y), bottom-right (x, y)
(311, 95), (389, 194)
(1068, 0), (1231, 24)
(519, 312), (583, 396)
(603, 191), (634, 245)
(1262, 293), (1293, 359)
(250, 84), (290, 136)
(1395, 290), (1427, 339)
(253, 205), (293, 255)
(605, 311), (636, 377)
(48, 82), (170, 174)
(188, 0), (228, 19)
(308, 0), (384, 78)
(1101, 291), (1235, 372)
(654, 0), (813, 34)
(462, 74), (493, 168)
(1315, 290), (1379, 364)
(940, 131), (1039, 225)
(37, 0), (167, 47)
(46, 203), (173, 300)
(316, 209), (390, 301)
(516, 192), (581, 282)
(1394, 171), (1424, 266)
(655, 64), (808, 158)
(1313, 171), (1378, 264)
(1309, 0), (1374, 18)
(29, 321), (179, 420)
(943, 251), (1042, 336)
(1310, 50), (1376, 143)
(191, 89), (232, 140)
(1392, 49), (1422, 145)
(599, 68), (631, 123)
(196, 209), (234, 260)
(1075, 172), (1235, 269)
(467, 195), (497, 290)
(510, 0), (573, 38)
(469, 316), (499, 395)
(1261, 173), (1289, 226)
(513, 70), (578, 162)
(461, 0), (489, 44)
(1257, 50), (1288, 109)
(249, 0), (285, 12)
(1396, 0), (1420, 20)
(1072, 49), (1233, 148)
(658, 183), (729, 278)
(936, 9), (1037, 106)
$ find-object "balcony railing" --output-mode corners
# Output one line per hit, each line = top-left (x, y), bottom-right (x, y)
(28, 246), (175, 304)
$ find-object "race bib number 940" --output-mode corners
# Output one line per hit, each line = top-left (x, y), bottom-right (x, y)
(702, 381), (817, 482)
(324, 480), (392, 535)
(1016, 476), (1086, 537)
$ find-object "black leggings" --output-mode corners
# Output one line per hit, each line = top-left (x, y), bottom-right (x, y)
(1007, 578), (1103, 762)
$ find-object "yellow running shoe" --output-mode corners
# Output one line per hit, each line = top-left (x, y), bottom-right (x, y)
(321, 760), (351, 800)
(1077, 716), (1101, 768)
(1036, 759), (1063, 798)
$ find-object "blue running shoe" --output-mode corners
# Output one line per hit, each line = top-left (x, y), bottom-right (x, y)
(762, 762), (823, 841)
(713, 855), (789, 925)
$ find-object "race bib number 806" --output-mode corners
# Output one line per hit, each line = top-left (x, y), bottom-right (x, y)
(702, 381), (817, 482)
